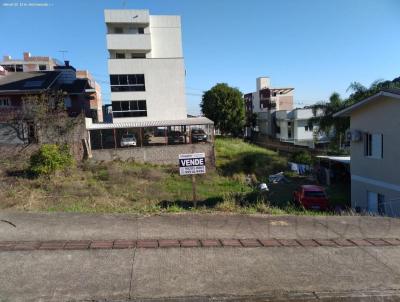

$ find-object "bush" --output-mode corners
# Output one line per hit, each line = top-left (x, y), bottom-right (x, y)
(290, 151), (313, 165)
(29, 144), (74, 176)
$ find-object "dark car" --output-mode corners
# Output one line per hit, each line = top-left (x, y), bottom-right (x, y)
(191, 129), (207, 143)
(293, 185), (329, 210)
(168, 131), (184, 144)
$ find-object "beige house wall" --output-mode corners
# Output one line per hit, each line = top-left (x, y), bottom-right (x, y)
(350, 95), (400, 214)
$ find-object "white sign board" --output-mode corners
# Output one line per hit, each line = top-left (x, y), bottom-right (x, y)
(179, 153), (206, 175)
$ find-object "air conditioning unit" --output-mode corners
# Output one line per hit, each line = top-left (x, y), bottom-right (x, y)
(346, 129), (362, 142)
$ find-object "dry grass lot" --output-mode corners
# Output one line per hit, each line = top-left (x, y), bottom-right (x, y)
(0, 138), (349, 215)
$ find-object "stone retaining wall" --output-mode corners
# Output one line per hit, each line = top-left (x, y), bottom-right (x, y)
(91, 143), (215, 166)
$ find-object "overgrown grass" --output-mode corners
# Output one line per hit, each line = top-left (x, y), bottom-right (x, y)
(0, 137), (348, 215)
(215, 137), (287, 181)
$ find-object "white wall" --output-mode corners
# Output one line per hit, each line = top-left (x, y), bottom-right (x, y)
(104, 9), (150, 24)
(149, 16), (183, 58)
(106, 34), (151, 51)
(108, 58), (187, 122)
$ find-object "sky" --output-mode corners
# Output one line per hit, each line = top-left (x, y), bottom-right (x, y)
(0, 0), (399, 114)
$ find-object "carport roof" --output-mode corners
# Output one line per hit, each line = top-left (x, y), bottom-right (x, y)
(316, 155), (350, 164)
(86, 117), (214, 130)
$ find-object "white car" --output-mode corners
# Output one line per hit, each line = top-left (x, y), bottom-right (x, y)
(120, 134), (137, 147)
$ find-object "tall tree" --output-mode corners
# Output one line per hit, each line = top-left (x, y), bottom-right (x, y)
(308, 92), (349, 147)
(201, 83), (245, 136)
(346, 76), (400, 105)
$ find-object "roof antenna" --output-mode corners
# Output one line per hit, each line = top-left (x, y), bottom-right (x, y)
(58, 50), (68, 62)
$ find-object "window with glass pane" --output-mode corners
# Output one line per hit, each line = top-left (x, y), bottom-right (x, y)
(112, 101), (121, 111)
(110, 75), (119, 85)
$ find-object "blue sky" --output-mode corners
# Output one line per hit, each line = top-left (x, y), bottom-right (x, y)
(1, 0), (399, 114)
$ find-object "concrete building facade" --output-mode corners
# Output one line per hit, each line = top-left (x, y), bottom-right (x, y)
(334, 89), (400, 216)
(105, 9), (187, 122)
(0, 52), (59, 72)
(244, 77), (294, 136)
(275, 108), (329, 148)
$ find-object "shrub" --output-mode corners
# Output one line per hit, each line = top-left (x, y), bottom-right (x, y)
(29, 144), (74, 176)
(290, 151), (313, 165)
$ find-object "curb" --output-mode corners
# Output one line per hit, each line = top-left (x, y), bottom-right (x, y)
(0, 237), (399, 252)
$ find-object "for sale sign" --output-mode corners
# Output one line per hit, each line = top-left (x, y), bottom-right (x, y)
(179, 153), (206, 175)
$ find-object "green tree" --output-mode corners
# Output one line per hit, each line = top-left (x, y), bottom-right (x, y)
(201, 83), (245, 136)
(346, 76), (400, 105)
(308, 92), (349, 147)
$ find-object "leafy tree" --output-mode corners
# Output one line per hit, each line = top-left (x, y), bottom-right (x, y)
(291, 151), (313, 165)
(3, 91), (82, 144)
(201, 83), (245, 136)
(308, 92), (349, 146)
(308, 75), (400, 150)
(346, 76), (400, 105)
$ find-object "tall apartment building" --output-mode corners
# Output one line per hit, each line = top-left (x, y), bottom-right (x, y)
(105, 9), (187, 122)
(244, 77), (294, 135)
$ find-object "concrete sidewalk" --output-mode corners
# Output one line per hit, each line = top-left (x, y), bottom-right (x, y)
(1, 212), (400, 241)
(1, 212), (400, 301)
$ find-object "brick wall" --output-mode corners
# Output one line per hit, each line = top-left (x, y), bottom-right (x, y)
(91, 143), (216, 167)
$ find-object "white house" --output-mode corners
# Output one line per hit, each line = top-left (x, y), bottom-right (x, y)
(333, 88), (400, 216)
(275, 108), (329, 148)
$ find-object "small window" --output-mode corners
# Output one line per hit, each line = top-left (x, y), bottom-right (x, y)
(39, 64), (47, 71)
(128, 75), (137, 85)
(131, 53), (146, 59)
(112, 101), (121, 111)
(138, 28), (144, 34)
(138, 100), (146, 110)
(378, 194), (385, 215)
(136, 74), (145, 84)
(116, 53), (125, 59)
(0, 97), (10, 107)
(110, 75), (119, 85)
(118, 75), (128, 85)
(114, 27), (123, 34)
(364, 133), (382, 159)
(16, 65), (23, 72)
(121, 101), (129, 111)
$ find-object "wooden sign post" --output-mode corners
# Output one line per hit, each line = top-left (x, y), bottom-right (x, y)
(179, 153), (206, 208)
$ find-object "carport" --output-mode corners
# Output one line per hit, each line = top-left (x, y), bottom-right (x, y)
(316, 155), (350, 186)
(85, 117), (214, 151)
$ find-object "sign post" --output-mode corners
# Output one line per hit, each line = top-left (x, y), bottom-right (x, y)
(179, 153), (206, 208)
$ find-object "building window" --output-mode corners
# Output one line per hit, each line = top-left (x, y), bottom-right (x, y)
(116, 53), (125, 59)
(114, 27), (123, 34)
(2, 65), (16, 72)
(0, 97), (10, 107)
(364, 133), (383, 159)
(138, 28), (144, 34)
(110, 74), (145, 92)
(378, 194), (385, 215)
(112, 100), (147, 117)
(16, 65), (23, 72)
(39, 64), (47, 71)
(131, 53), (146, 59)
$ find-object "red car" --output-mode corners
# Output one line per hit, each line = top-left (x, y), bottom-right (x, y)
(293, 185), (329, 210)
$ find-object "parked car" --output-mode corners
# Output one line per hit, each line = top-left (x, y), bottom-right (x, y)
(293, 185), (329, 210)
(191, 129), (207, 143)
(120, 134), (137, 147)
(167, 131), (184, 144)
